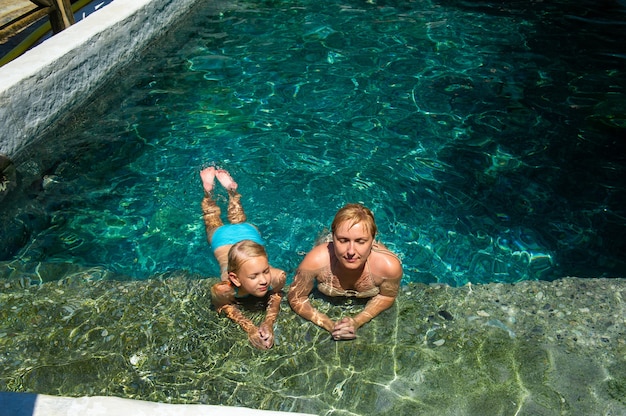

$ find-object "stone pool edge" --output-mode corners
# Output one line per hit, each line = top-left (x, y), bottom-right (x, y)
(0, 0), (197, 159)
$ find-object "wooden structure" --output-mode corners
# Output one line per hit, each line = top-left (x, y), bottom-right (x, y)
(30, 0), (74, 33)
(0, 0), (74, 45)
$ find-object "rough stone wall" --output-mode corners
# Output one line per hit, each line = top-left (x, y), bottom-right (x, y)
(0, 0), (199, 158)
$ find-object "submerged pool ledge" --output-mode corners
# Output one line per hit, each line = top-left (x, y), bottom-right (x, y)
(0, 0), (199, 159)
(0, 392), (314, 416)
(1, 273), (624, 414)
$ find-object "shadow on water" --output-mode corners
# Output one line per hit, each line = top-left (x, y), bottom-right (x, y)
(417, 0), (626, 278)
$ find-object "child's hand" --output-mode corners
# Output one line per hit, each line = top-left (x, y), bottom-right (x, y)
(247, 325), (273, 350)
(258, 323), (274, 349)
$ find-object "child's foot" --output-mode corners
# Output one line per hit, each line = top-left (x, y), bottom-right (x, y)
(200, 167), (216, 194)
(216, 169), (238, 191)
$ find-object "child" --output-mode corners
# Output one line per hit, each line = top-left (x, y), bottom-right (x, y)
(200, 167), (285, 350)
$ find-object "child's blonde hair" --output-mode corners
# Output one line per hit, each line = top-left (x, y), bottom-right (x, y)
(227, 240), (267, 274)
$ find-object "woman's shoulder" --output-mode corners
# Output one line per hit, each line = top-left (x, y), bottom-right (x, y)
(299, 243), (331, 269)
(371, 243), (402, 277)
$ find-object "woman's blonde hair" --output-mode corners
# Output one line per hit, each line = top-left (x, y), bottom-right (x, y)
(331, 203), (377, 238)
(227, 240), (267, 274)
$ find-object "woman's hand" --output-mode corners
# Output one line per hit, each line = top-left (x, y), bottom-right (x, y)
(331, 317), (357, 340)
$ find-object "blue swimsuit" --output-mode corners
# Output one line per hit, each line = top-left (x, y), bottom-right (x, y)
(210, 223), (265, 250)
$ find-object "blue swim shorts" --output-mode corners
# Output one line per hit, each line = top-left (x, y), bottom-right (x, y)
(210, 223), (265, 250)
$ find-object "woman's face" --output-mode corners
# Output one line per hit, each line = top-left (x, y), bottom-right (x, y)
(332, 221), (373, 271)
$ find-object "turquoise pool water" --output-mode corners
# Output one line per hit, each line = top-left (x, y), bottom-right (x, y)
(1, 0), (625, 286)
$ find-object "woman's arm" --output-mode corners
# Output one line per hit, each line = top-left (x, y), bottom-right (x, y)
(332, 252), (403, 339)
(288, 268), (335, 332)
(354, 264), (402, 327)
(362, 246), (403, 320)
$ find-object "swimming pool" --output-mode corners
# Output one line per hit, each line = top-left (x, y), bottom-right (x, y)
(3, 0), (624, 287)
(1, 1), (625, 414)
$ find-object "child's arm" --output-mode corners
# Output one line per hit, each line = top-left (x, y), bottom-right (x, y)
(257, 268), (287, 348)
(211, 282), (265, 349)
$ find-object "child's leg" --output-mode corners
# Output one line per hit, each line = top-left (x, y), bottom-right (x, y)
(200, 167), (224, 240)
(227, 190), (247, 224)
(216, 169), (247, 224)
(202, 196), (224, 239)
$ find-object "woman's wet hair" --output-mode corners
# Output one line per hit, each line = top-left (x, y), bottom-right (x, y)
(331, 203), (377, 238)
(227, 240), (267, 274)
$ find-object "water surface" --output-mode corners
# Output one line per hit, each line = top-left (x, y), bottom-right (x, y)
(2, 0), (625, 285)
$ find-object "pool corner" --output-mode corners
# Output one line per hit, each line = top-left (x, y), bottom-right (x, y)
(0, 0), (198, 159)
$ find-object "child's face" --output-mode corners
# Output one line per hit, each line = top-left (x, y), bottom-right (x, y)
(230, 256), (271, 297)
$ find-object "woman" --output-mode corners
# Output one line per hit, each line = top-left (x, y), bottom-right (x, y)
(288, 203), (402, 340)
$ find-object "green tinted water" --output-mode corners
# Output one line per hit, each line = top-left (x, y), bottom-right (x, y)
(1, 274), (625, 414)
